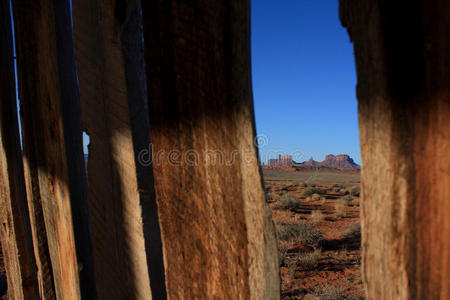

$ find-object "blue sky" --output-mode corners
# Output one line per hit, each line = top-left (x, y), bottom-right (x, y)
(251, 0), (361, 164)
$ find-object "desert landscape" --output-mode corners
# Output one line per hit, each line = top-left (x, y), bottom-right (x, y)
(0, 156), (364, 299)
(263, 157), (364, 299)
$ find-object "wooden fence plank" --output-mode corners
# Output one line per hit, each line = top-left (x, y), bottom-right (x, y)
(340, 0), (450, 299)
(72, 0), (166, 298)
(142, 1), (280, 299)
(0, 1), (39, 298)
(12, 0), (97, 298)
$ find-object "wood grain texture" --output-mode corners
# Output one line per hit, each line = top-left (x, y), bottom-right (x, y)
(0, 1), (39, 298)
(142, 0), (280, 298)
(340, 0), (450, 299)
(12, 0), (97, 298)
(72, 0), (166, 298)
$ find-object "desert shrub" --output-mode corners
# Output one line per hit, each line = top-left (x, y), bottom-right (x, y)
(300, 182), (308, 187)
(349, 197), (360, 207)
(303, 187), (326, 198)
(312, 194), (322, 201)
(296, 249), (321, 270)
(302, 187), (314, 198)
(313, 286), (349, 300)
(277, 222), (323, 246)
(332, 183), (344, 188)
(310, 210), (324, 223)
(309, 183), (317, 187)
(316, 188), (327, 195)
(287, 258), (297, 278)
(343, 223), (361, 241)
(333, 188), (341, 193)
(341, 189), (350, 195)
(277, 190), (287, 196)
(343, 195), (354, 203)
(303, 295), (320, 300)
(350, 186), (360, 197)
(278, 243), (288, 267)
(274, 194), (301, 210)
(334, 200), (347, 218)
(266, 191), (277, 203)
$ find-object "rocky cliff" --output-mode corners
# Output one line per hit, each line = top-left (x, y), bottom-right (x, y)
(299, 154), (360, 169)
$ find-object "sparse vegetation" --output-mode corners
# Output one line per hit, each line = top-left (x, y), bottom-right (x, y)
(277, 190), (287, 197)
(265, 191), (277, 203)
(303, 187), (327, 198)
(335, 200), (347, 218)
(312, 194), (323, 201)
(262, 169), (360, 183)
(296, 249), (321, 270)
(343, 195), (354, 203)
(350, 186), (360, 197)
(303, 294), (320, 300)
(287, 257), (297, 278)
(274, 194), (301, 210)
(349, 197), (360, 207)
(278, 243), (288, 267)
(303, 187), (314, 198)
(263, 169), (363, 298)
(332, 183), (345, 189)
(343, 223), (361, 241)
(277, 222), (323, 247)
(310, 210), (324, 223)
(312, 285), (354, 300)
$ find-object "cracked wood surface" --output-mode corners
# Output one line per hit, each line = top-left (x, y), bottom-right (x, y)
(341, 1), (450, 299)
(73, 0), (165, 298)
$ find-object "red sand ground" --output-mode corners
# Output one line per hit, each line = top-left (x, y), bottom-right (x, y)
(266, 179), (365, 299)
(0, 175), (364, 299)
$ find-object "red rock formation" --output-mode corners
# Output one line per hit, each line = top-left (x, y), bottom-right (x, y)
(299, 154), (360, 169)
(321, 154), (359, 168)
(302, 157), (319, 166)
(267, 155), (293, 167)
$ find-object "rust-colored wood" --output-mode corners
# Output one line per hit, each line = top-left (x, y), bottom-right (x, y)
(72, 0), (165, 298)
(142, 1), (280, 299)
(340, 0), (450, 299)
(0, 0), (39, 298)
(12, 0), (97, 298)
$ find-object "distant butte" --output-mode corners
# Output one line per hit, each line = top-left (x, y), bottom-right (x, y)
(265, 154), (360, 171)
(301, 154), (360, 169)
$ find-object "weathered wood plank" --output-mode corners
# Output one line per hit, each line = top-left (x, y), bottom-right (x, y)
(141, 1), (280, 299)
(21, 143), (56, 299)
(12, 0), (97, 298)
(72, 0), (166, 298)
(340, 0), (450, 299)
(0, 1), (39, 298)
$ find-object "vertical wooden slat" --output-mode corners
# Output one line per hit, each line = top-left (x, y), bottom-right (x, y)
(340, 0), (450, 299)
(12, 0), (97, 298)
(21, 143), (55, 299)
(72, 0), (165, 298)
(141, 0), (280, 299)
(0, 1), (39, 298)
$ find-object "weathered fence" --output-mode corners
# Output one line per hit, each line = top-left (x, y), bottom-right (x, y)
(0, 0), (448, 299)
